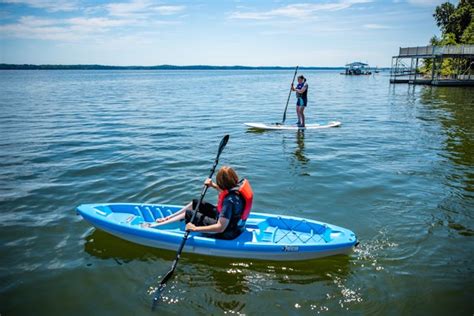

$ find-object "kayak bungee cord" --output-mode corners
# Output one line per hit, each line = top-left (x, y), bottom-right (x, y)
(280, 65), (299, 125)
(151, 134), (230, 311)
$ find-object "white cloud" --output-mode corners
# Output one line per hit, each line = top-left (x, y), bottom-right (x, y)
(229, 0), (372, 20)
(0, 1), (186, 42)
(363, 23), (390, 29)
(0, 17), (77, 41)
(1, 0), (79, 12)
(0, 15), (148, 41)
(406, 0), (445, 5)
(68, 17), (130, 28)
(154, 5), (186, 16)
(1, 0), (186, 16)
(106, 0), (185, 17)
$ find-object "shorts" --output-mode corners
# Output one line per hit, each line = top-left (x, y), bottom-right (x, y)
(296, 97), (307, 107)
(185, 199), (218, 226)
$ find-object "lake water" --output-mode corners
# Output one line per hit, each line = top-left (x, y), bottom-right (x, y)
(0, 70), (473, 315)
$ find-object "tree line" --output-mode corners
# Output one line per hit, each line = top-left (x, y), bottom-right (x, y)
(422, 0), (473, 76)
(0, 64), (350, 71)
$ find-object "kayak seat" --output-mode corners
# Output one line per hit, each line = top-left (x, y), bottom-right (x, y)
(255, 220), (279, 242)
(322, 227), (333, 243)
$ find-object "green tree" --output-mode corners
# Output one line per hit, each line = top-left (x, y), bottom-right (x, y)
(425, 1), (474, 76)
(438, 33), (458, 76)
(421, 33), (458, 75)
(434, 2), (456, 34)
(461, 20), (474, 43)
(433, 0), (473, 42)
(450, 0), (474, 41)
(421, 36), (441, 73)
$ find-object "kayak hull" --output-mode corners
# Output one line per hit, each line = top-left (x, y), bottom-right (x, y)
(77, 203), (357, 261)
(244, 121), (341, 130)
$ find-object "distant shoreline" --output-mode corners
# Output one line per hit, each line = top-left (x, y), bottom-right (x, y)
(0, 64), (389, 71)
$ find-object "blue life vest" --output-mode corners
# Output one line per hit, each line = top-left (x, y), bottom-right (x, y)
(296, 81), (308, 100)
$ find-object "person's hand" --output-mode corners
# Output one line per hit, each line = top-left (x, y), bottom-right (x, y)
(156, 216), (169, 223)
(186, 223), (197, 231)
(204, 178), (213, 187)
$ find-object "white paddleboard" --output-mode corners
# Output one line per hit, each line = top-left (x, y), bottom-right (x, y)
(244, 121), (341, 130)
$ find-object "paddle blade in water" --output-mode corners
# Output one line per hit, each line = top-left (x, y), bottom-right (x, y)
(151, 284), (166, 311)
(151, 268), (174, 310)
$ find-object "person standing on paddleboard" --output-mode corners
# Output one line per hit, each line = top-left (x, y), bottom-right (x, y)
(143, 166), (253, 240)
(291, 75), (308, 127)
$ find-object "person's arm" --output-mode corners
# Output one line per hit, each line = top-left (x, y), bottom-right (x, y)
(295, 84), (307, 93)
(205, 178), (222, 193)
(186, 216), (229, 233)
(186, 197), (234, 233)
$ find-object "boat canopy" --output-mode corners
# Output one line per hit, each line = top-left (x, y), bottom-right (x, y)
(345, 62), (368, 67)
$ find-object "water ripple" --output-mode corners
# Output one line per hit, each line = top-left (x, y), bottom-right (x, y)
(1, 70), (473, 315)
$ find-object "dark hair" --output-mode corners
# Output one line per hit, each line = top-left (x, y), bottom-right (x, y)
(216, 166), (239, 190)
(298, 75), (306, 82)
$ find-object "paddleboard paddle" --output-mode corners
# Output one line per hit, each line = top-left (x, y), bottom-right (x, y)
(280, 65), (299, 125)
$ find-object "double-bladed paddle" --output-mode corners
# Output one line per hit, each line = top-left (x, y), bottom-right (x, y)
(280, 65), (299, 125)
(151, 134), (230, 310)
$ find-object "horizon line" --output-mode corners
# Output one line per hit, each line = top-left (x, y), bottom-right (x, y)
(0, 63), (390, 70)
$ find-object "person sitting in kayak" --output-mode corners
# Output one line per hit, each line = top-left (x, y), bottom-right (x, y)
(291, 75), (308, 127)
(143, 166), (253, 240)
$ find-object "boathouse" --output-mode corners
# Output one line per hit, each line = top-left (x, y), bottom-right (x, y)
(390, 45), (474, 86)
(343, 62), (372, 75)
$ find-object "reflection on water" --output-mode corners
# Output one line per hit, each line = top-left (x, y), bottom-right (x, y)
(212, 265), (250, 295)
(84, 226), (359, 314)
(294, 130), (309, 165)
(246, 127), (310, 176)
(419, 86), (473, 171)
(245, 127), (267, 135)
(417, 86), (474, 237)
(84, 228), (352, 279)
(84, 229), (176, 263)
(282, 130), (310, 176)
(183, 254), (356, 314)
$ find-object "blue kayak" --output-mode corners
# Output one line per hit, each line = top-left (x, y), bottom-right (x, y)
(76, 203), (358, 261)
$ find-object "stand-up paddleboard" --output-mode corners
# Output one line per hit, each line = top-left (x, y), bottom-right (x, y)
(244, 121), (341, 130)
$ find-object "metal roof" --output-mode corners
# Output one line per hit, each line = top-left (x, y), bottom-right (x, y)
(345, 62), (369, 67)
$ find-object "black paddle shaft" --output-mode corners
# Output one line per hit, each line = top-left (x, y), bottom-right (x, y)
(281, 66), (299, 124)
(151, 134), (230, 310)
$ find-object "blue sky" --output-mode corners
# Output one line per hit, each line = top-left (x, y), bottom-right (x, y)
(0, 0), (452, 66)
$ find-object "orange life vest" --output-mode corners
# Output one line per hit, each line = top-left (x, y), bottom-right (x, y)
(217, 179), (253, 220)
